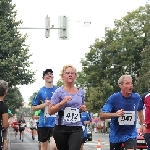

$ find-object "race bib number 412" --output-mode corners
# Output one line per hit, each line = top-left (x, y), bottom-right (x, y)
(64, 107), (80, 123)
(118, 111), (135, 125)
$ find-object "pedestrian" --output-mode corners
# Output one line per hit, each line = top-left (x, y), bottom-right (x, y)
(141, 85), (150, 150)
(18, 116), (26, 142)
(0, 80), (9, 150)
(100, 75), (146, 150)
(49, 64), (86, 150)
(80, 107), (92, 150)
(32, 69), (57, 150)
(34, 110), (41, 150)
(29, 116), (37, 140)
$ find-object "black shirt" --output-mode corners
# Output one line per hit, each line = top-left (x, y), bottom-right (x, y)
(0, 101), (8, 131)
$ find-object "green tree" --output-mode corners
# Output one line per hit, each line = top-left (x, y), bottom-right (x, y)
(4, 87), (24, 114)
(28, 91), (38, 106)
(81, 3), (150, 111)
(56, 79), (63, 87)
(0, 0), (35, 87)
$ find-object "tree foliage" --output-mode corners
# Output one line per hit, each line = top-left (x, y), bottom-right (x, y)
(80, 3), (150, 112)
(4, 87), (24, 114)
(0, 0), (35, 87)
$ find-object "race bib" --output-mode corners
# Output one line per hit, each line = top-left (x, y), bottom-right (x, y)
(44, 106), (50, 117)
(20, 123), (26, 127)
(118, 111), (135, 125)
(64, 107), (80, 123)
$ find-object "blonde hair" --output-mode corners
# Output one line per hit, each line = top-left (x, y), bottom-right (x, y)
(60, 64), (77, 78)
(118, 75), (132, 85)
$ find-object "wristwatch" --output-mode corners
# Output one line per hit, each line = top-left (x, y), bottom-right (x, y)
(142, 123), (147, 127)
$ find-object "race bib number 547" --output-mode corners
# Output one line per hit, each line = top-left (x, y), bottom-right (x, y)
(118, 111), (135, 125)
(64, 107), (80, 123)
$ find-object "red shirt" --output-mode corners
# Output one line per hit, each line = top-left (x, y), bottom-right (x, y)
(12, 121), (19, 129)
(142, 92), (150, 133)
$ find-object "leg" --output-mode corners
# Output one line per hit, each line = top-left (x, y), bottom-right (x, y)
(144, 133), (150, 150)
(38, 127), (51, 150)
(53, 126), (69, 150)
(110, 142), (122, 150)
(50, 137), (57, 150)
(22, 130), (24, 141)
(41, 141), (49, 150)
(68, 128), (83, 150)
(124, 138), (136, 150)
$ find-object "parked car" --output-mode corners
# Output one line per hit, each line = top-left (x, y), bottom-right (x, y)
(87, 126), (92, 141)
(122, 122), (147, 150)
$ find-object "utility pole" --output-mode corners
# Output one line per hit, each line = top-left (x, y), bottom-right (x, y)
(17, 15), (69, 40)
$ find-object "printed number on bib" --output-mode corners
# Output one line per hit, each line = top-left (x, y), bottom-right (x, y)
(118, 111), (135, 125)
(64, 107), (80, 123)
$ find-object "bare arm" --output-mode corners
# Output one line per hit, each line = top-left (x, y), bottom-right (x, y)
(2, 113), (9, 129)
(32, 103), (46, 111)
(100, 109), (125, 120)
(48, 100), (67, 115)
(137, 110), (145, 125)
(48, 96), (72, 115)
(100, 112), (117, 119)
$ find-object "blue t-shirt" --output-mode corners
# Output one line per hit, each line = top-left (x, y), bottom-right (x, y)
(101, 92), (143, 143)
(81, 111), (91, 138)
(32, 86), (57, 127)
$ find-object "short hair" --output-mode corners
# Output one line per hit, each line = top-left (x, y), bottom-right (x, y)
(0, 80), (8, 96)
(118, 75), (132, 85)
(60, 64), (77, 78)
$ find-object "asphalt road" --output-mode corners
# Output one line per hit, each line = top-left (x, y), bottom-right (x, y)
(8, 127), (110, 150)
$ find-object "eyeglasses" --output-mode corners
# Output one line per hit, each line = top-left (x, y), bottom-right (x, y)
(65, 72), (76, 75)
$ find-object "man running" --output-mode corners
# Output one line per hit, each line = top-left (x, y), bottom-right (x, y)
(32, 69), (57, 150)
(18, 116), (26, 142)
(30, 116), (37, 140)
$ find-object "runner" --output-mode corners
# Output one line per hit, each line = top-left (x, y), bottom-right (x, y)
(29, 116), (37, 140)
(34, 110), (41, 150)
(32, 69), (57, 150)
(18, 116), (26, 142)
(49, 64), (86, 150)
(80, 108), (92, 150)
(11, 118), (19, 139)
(100, 75), (146, 150)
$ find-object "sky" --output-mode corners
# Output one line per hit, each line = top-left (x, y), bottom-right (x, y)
(12, 0), (149, 102)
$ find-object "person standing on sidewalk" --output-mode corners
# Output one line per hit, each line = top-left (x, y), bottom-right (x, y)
(0, 80), (9, 150)
(141, 86), (150, 150)
(100, 75), (146, 150)
(32, 69), (57, 150)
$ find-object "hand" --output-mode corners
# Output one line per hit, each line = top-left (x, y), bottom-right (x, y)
(140, 125), (146, 135)
(116, 109), (125, 117)
(45, 97), (51, 106)
(63, 96), (72, 103)
(79, 105), (86, 112)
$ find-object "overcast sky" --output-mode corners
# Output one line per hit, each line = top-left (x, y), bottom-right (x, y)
(12, 0), (149, 101)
